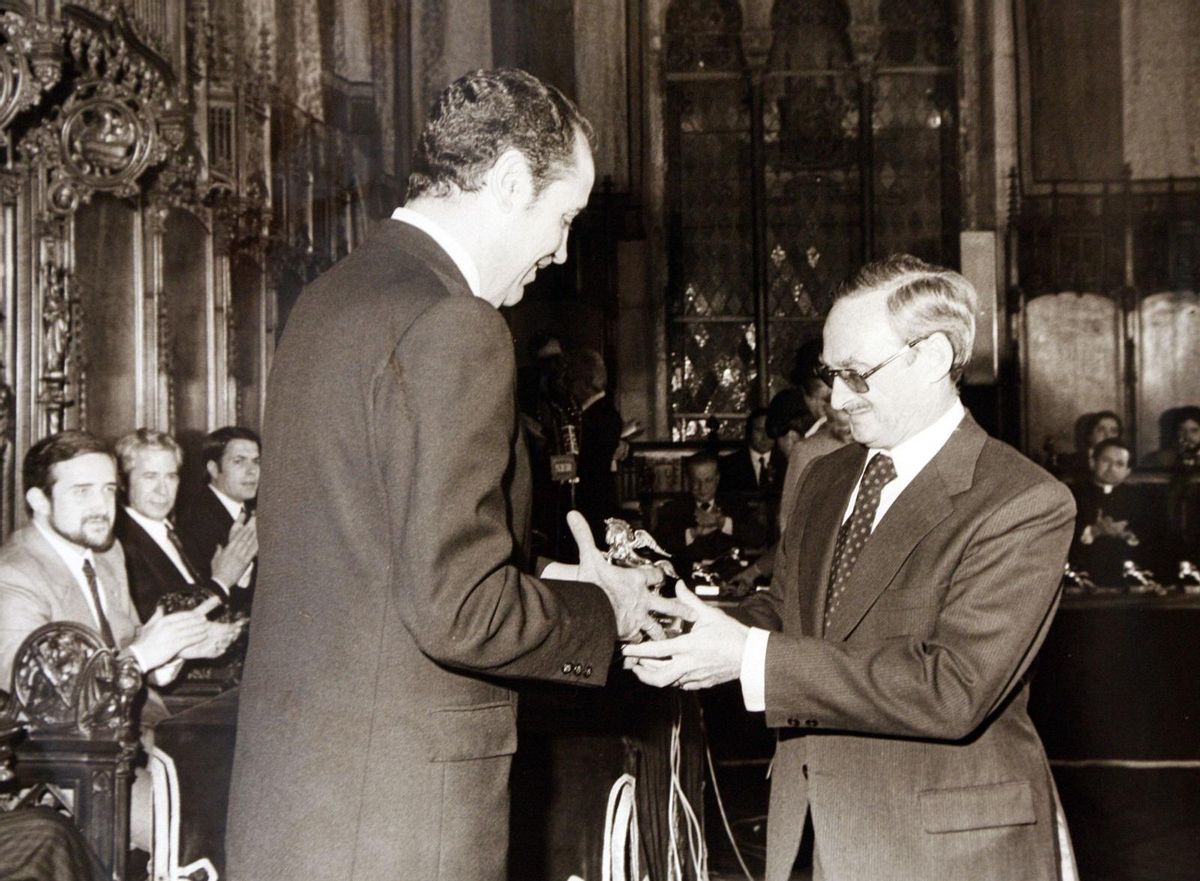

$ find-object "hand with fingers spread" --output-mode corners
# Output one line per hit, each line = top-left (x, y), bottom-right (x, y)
(566, 510), (689, 642)
(621, 581), (749, 690)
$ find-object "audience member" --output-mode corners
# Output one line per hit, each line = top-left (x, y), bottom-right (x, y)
(561, 347), (624, 540)
(1069, 438), (1162, 584)
(1146, 405), (1200, 469)
(719, 407), (782, 497)
(114, 429), (255, 622)
(175, 426), (259, 614)
(655, 450), (766, 568)
(1063, 409), (1122, 480)
(0, 431), (239, 849)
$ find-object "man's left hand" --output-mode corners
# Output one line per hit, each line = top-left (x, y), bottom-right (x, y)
(622, 582), (749, 690)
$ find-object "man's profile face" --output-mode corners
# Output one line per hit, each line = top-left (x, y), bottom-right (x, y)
(127, 447), (181, 522)
(1091, 445), (1131, 487)
(687, 461), (720, 504)
(748, 414), (772, 454)
(499, 135), (595, 307)
(37, 452), (118, 551)
(822, 289), (930, 450)
(1178, 418), (1200, 449)
(209, 438), (260, 503)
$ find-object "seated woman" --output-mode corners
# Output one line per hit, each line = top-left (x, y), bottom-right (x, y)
(1060, 410), (1122, 483)
(1145, 405), (1200, 470)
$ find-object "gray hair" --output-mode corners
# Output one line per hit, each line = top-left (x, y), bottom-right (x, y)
(836, 254), (978, 382)
(114, 428), (184, 476)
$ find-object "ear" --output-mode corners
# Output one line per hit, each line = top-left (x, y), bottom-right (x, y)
(26, 486), (50, 518)
(920, 331), (955, 383)
(206, 459), (220, 482)
(485, 148), (535, 213)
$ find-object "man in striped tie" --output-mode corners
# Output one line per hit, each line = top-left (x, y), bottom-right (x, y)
(626, 255), (1078, 881)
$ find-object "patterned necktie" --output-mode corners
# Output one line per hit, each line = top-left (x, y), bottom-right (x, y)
(166, 524), (200, 583)
(824, 453), (897, 631)
(81, 559), (117, 647)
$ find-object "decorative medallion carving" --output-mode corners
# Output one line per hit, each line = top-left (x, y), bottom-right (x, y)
(0, 6), (62, 134)
(18, 5), (181, 213)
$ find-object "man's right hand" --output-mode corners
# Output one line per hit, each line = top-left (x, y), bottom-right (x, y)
(566, 511), (688, 642)
(212, 514), (258, 587)
(130, 597), (220, 670)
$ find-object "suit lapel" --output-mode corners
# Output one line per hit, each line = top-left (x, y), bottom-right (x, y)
(825, 415), (987, 641)
(797, 447), (866, 637)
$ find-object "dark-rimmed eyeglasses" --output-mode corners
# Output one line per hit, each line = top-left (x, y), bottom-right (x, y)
(817, 336), (929, 394)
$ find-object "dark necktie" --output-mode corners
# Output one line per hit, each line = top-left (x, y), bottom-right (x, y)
(165, 524), (201, 583)
(81, 559), (117, 647)
(824, 453), (897, 631)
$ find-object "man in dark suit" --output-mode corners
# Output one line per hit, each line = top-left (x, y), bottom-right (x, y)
(627, 255), (1078, 881)
(655, 449), (768, 568)
(720, 407), (784, 496)
(226, 69), (678, 881)
(174, 426), (258, 615)
(113, 429), (255, 621)
(562, 346), (624, 542)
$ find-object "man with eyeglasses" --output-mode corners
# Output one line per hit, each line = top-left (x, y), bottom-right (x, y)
(626, 254), (1078, 881)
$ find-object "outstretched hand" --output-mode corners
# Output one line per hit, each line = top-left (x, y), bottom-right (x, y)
(621, 581), (749, 690)
(566, 510), (688, 643)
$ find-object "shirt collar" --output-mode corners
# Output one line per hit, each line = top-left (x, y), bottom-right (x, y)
(125, 506), (169, 539)
(33, 519), (94, 571)
(804, 415), (827, 439)
(579, 390), (605, 413)
(209, 484), (246, 520)
(870, 398), (965, 483)
(390, 207), (483, 300)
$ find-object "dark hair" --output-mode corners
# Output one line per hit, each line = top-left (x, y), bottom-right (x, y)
(765, 389), (809, 439)
(406, 68), (594, 201)
(743, 407), (769, 441)
(23, 430), (114, 496)
(685, 449), (720, 474)
(202, 426), (261, 480)
(835, 254), (977, 382)
(1091, 437), (1131, 463)
(1074, 410), (1123, 452)
(561, 348), (607, 397)
(789, 338), (826, 396)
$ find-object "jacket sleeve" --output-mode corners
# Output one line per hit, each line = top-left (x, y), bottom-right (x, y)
(760, 479), (1075, 739)
(372, 296), (618, 684)
(0, 568), (54, 689)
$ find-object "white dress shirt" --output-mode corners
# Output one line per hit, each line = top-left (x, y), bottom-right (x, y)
(740, 399), (966, 711)
(390, 206), (483, 300)
(125, 506), (195, 585)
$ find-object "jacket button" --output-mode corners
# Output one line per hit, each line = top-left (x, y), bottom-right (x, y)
(572, 663), (583, 676)
(583, 665), (592, 678)
(805, 719), (818, 728)
(562, 663), (572, 675)
(787, 717), (800, 727)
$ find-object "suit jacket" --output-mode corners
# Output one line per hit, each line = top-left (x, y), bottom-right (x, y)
(0, 525), (140, 694)
(720, 446), (784, 497)
(226, 220), (619, 881)
(115, 509), (221, 622)
(574, 394), (623, 535)
(734, 414), (1075, 881)
(175, 487), (253, 615)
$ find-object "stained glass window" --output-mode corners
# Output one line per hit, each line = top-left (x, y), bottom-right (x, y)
(664, 0), (959, 439)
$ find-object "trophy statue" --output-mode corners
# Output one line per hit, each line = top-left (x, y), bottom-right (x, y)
(1179, 560), (1200, 595)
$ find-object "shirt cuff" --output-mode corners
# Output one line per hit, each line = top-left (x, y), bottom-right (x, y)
(740, 627), (770, 712)
(541, 561), (580, 581)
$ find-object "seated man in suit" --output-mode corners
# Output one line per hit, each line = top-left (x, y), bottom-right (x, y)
(115, 429), (257, 622)
(175, 427), (259, 614)
(1069, 437), (1167, 585)
(720, 407), (783, 498)
(0, 431), (240, 850)
(655, 450), (767, 569)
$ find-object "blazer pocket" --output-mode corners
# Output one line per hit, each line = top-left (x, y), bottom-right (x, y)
(428, 701), (517, 762)
(919, 780), (1036, 833)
